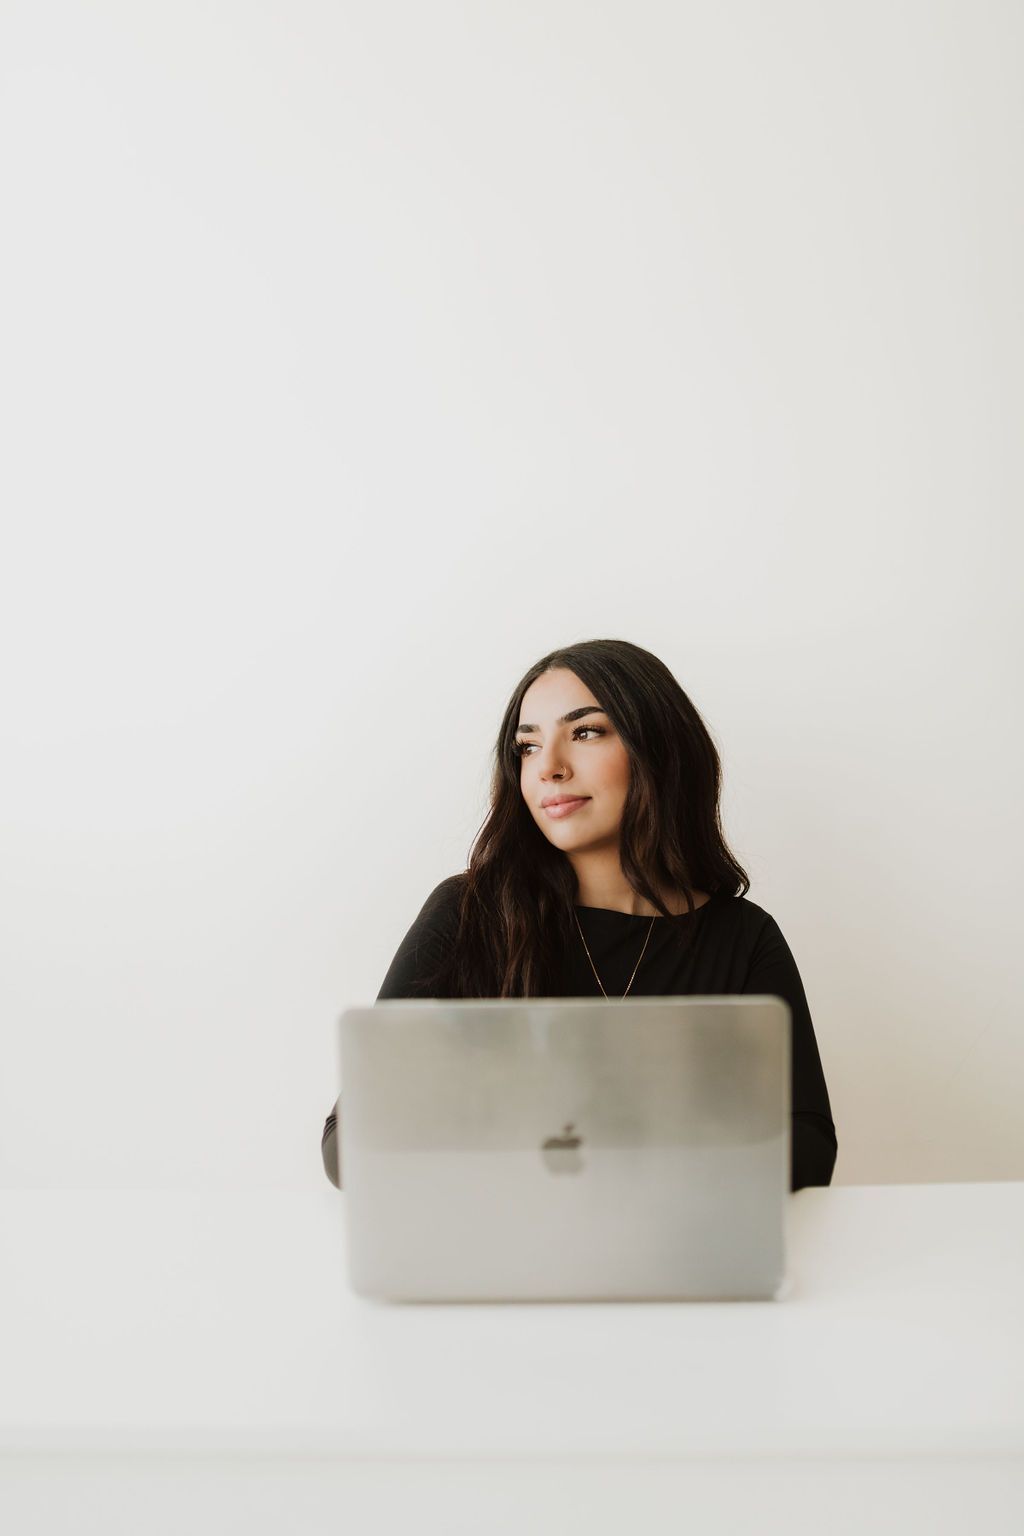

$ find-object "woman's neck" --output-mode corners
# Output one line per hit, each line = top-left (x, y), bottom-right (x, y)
(570, 855), (708, 916)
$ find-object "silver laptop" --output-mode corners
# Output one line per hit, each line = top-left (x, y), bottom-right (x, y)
(336, 996), (791, 1303)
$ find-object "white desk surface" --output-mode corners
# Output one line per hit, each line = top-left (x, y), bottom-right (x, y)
(1, 1180), (1021, 1464)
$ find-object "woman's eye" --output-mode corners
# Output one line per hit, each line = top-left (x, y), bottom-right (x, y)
(513, 725), (606, 757)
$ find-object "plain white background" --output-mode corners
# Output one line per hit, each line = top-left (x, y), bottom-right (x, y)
(0, 0), (1020, 1190)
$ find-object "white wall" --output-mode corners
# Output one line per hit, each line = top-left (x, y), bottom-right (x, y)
(1, 0), (1020, 1189)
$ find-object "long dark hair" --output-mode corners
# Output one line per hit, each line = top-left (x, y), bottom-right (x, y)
(421, 638), (750, 998)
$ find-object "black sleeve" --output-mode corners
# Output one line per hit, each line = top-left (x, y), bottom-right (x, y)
(743, 913), (838, 1193)
(320, 876), (464, 1188)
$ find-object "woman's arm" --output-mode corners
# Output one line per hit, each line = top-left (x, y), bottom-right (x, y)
(320, 876), (464, 1189)
(321, 1102), (342, 1188)
(743, 912), (838, 1192)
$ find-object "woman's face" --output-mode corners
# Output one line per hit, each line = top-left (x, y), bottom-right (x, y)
(515, 667), (630, 852)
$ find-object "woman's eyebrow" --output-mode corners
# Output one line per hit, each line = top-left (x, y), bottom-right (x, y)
(515, 706), (607, 733)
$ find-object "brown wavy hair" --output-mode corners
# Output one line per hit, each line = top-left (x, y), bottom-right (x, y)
(420, 638), (750, 998)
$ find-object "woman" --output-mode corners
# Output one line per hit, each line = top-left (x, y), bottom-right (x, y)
(321, 638), (837, 1192)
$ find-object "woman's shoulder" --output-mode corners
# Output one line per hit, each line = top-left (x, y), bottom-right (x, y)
(376, 874), (468, 1000)
(716, 891), (771, 919)
(710, 890), (780, 942)
(411, 872), (469, 930)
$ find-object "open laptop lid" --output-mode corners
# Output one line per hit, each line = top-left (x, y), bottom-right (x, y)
(337, 996), (790, 1303)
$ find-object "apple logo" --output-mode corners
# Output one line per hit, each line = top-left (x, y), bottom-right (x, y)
(541, 1122), (584, 1174)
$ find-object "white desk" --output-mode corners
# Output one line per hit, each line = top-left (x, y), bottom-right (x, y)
(1, 1183), (1021, 1534)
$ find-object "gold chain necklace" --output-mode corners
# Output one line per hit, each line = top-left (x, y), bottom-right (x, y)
(573, 909), (657, 998)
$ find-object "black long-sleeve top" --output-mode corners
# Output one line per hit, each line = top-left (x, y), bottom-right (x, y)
(321, 877), (838, 1194)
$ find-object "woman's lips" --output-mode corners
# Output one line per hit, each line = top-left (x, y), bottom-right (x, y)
(543, 797), (591, 819)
